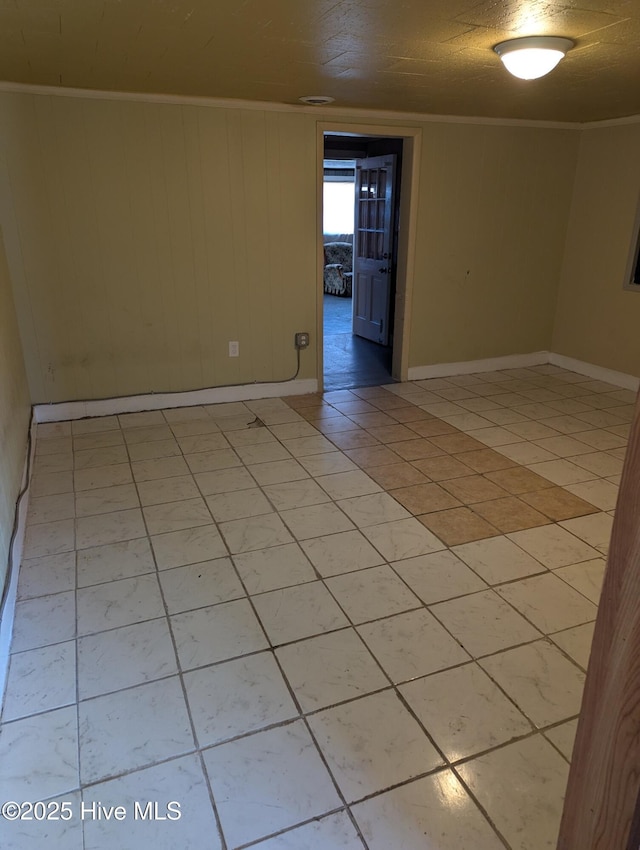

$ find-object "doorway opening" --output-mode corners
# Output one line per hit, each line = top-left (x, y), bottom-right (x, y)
(321, 133), (404, 391)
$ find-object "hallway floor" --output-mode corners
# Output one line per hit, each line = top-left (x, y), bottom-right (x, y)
(1, 364), (634, 849)
(323, 294), (392, 391)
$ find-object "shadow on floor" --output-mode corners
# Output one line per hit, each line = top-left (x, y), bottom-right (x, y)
(323, 294), (393, 391)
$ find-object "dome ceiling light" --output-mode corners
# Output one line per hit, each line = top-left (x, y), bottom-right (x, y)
(493, 36), (574, 80)
(298, 95), (335, 105)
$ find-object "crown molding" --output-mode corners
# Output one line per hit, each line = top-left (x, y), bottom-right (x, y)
(0, 80), (579, 130)
(580, 114), (640, 130)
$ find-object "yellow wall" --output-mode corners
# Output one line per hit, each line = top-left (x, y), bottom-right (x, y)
(0, 93), (578, 403)
(552, 122), (640, 377)
(0, 226), (30, 592)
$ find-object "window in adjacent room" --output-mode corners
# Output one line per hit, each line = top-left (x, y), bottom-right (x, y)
(323, 160), (355, 235)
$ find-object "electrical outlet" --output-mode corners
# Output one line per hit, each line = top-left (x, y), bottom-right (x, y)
(228, 341), (239, 357)
(295, 332), (310, 349)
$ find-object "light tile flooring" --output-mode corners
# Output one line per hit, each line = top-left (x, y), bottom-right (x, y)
(1, 364), (633, 850)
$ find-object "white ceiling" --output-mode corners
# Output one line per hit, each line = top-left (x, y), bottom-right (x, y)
(1, 0), (639, 122)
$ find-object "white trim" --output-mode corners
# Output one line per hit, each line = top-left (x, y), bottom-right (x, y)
(0, 80), (579, 129)
(548, 354), (639, 391)
(33, 378), (318, 423)
(408, 351), (549, 380)
(0, 418), (35, 710)
(581, 114), (640, 130)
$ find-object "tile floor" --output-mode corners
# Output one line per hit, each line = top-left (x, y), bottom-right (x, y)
(1, 363), (633, 850)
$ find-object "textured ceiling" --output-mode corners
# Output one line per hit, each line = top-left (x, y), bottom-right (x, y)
(0, 0), (639, 122)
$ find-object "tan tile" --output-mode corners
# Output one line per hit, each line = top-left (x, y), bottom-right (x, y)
(366, 394), (410, 411)
(365, 424), (417, 444)
(454, 448), (517, 474)
(344, 445), (401, 469)
(440, 475), (508, 505)
(389, 439), (445, 461)
(484, 466), (554, 495)
(314, 416), (361, 435)
(418, 508), (499, 547)
(387, 407), (434, 423)
(348, 412), (397, 428)
(392, 484), (461, 515)
(367, 463), (431, 490)
(406, 420), (459, 438)
(282, 394), (323, 409)
(429, 433), (486, 454)
(412, 455), (473, 481)
(519, 487), (598, 522)
(472, 497), (550, 534)
(326, 430), (379, 450)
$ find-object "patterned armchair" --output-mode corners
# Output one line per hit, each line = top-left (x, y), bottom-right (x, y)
(323, 241), (353, 297)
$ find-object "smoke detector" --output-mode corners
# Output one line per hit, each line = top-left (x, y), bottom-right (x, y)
(298, 95), (335, 106)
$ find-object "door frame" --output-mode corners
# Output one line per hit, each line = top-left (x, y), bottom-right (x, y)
(316, 122), (422, 392)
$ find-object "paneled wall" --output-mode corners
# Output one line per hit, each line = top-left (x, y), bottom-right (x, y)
(0, 227), (30, 591)
(553, 122), (640, 377)
(0, 92), (579, 404)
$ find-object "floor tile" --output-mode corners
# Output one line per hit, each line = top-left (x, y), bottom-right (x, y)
(33, 452), (74, 475)
(77, 537), (154, 587)
(391, 549), (487, 604)
(484, 465), (554, 494)
(250, 811), (363, 850)
(22, 518), (75, 559)
(11, 591), (76, 652)
(309, 689), (442, 802)
(262, 478), (331, 510)
(550, 621), (595, 669)
(142, 496), (212, 534)
(495, 441), (558, 465)
(496, 572), (597, 633)
(343, 445), (402, 469)
(472, 496), (550, 533)
(203, 720), (341, 848)
(26, 492), (76, 525)
(74, 462), (133, 491)
(545, 718), (579, 762)
(234, 442), (292, 465)
(82, 756), (221, 850)
(0, 791), (83, 850)
(479, 639), (585, 727)
(79, 677), (194, 783)
(3, 642), (76, 721)
(418, 507), (499, 546)
(554, 558), (606, 604)
(565, 478), (619, 510)
(507, 524), (600, 568)
(439, 474), (508, 504)
(159, 557), (245, 613)
(455, 448), (518, 473)
(352, 772), (504, 850)
(131, 455), (191, 481)
(185, 448), (242, 473)
(280, 502), (354, 539)
(315, 469), (382, 500)
(72, 415), (120, 434)
(0, 706), (79, 802)
(391, 482), (462, 514)
(175, 431), (230, 454)
(253, 581), (349, 644)
(559, 512), (613, 550)
(136, 474), (200, 506)
(337, 492), (411, 527)
(151, 524), (228, 568)
(363, 517), (446, 560)
(357, 608), (470, 683)
(122, 423), (174, 444)
(532, 435), (594, 457)
(300, 529), (384, 577)
(17, 551), (76, 599)
(233, 542), (316, 593)
(78, 618), (177, 699)
(194, 465), (256, 495)
(326, 565), (421, 624)
(171, 598), (268, 670)
(400, 662), (531, 760)
(527, 458), (598, 486)
(118, 410), (166, 428)
(74, 445), (128, 469)
(220, 512), (294, 552)
(389, 437), (445, 460)
(76, 508), (146, 549)
(77, 573), (165, 635)
(299, 451), (359, 476)
(452, 535), (546, 584)
(457, 736), (569, 850)
(184, 652), (298, 746)
(75, 483), (140, 517)
(430, 589), (541, 657)
(276, 629), (388, 712)
(519, 485), (597, 521)
(367, 461), (430, 489)
(205, 487), (273, 522)
(411, 454), (473, 481)
(30, 470), (74, 498)
(127, 438), (181, 462)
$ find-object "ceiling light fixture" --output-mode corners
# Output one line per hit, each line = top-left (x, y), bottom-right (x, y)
(493, 36), (574, 80)
(298, 95), (335, 106)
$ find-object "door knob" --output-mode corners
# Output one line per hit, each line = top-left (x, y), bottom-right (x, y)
(378, 267), (389, 273)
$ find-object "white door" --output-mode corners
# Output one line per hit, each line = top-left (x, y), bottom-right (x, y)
(352, 154), (396, 345)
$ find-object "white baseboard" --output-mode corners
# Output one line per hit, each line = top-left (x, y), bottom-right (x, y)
(407, 351), (550, 381)
(34, 378), (318, 423)
(0, 418), (36, 711)
(549, 353), (639, 392)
